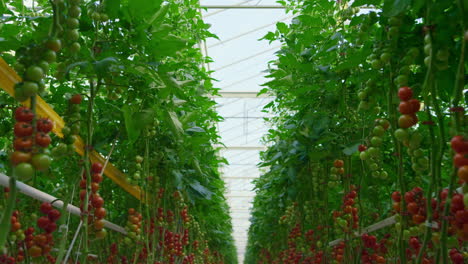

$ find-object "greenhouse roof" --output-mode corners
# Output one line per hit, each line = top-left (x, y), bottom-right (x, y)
(199, 1), (292, 262)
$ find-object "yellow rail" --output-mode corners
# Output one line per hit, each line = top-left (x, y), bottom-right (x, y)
(0, 57), (142, 200)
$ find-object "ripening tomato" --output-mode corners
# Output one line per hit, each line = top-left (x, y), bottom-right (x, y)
(454, 153), (468, 168)
(94, 207), (106, 219)
(457, 165), (468, 182)
(10, 151), (31, 165)
(398, 114), (416, 128)
(334, 160), (344, 168)
(35, 132), (51, 147)
(14, 107), (34, 122)
(31, 154), (51, 171)
(28, 245), (42, 257)
(91, 182), (99, 193)
(14, 122), (33, 137)
(407, 202), (419, 214)
(93, 219), (105, 230)
(91, 162), (103, 173)
(37, 118), (53, 133)
(13, 137), (33, 151)
(95, 229), (107, 239)
(70, 94), (82, 104)
(398, 86), (413, 101)
(451, 135), (468, 153)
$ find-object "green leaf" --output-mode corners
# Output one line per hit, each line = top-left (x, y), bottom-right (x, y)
(105, 0), (120, 19)
(122, 105), (141, 142)
(189, 180), (213, 200)
(383, 0), (411, 17)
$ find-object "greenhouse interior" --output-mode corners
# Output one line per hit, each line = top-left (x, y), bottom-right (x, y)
(0, 0), (467, 263)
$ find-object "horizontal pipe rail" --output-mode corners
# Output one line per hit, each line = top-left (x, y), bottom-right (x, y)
(0, 173), (127, 235)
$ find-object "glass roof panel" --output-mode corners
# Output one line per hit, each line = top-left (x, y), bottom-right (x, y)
(200, 1), (290, 262)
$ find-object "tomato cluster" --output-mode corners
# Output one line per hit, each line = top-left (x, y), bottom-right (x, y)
(11, 107), (53, 180)
(361, 233), (388, 264)
(79, 162), (107, 239)
(397, 87), (420, 129)
(360, 119), (390, 179)
(333, 187), (359, 232)
(24, 203), (60, 262)
(124, 208), (142, 243)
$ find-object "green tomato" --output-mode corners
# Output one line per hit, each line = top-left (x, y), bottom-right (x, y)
(380, 53), (391, 63)
(388, 26), (399, 37)
(388, 17), (402, 26)
(367, 147), (380, 157)
(379, 171), (388, 179)
(413, 149), (424, 157)
(403, 230), (410, 240)
(371, 171), (380, 178)
(15, 163), (35, 180)
(358, 91), (367, 100)
(66, 29), (80, 41)
(26, 66), (44, 82)
(408, 47), (420, 58)
(22, 81), (39, 97)
(424, 44), (432, 55)
(371, 59), (382, 69)
(394, 75), (408, 86)
(369, 163), (379, 171)
(394, 128), (409, 141)
(399, 65), (411, 75)
(424, 56), (431, 66)
(424, 34), (431, 44)
(66, 18), (80, 28)
(371, 136), (383, 147)
(417, 157), (429, 168)
(68, 5), (81, 18)
(70, 42), (81, 53)
(463, 193), (468, 207)
(358, 101), (370, 111)
(38, 60), (49, 73)
(360, 151), (369, 160)
(32, 154), (52, 171)
(373, 125), (385, 136)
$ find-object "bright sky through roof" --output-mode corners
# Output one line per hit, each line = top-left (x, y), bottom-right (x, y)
(200, 1), (291, 262)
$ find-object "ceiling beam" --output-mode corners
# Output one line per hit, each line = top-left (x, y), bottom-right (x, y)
(201, 5), (286, 9)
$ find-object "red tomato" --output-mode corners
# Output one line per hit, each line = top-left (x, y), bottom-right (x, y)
(14, 122), (33, 137)
(91, 195), (104, 208)
(358, 144), (367, 152)
(92, 173), (103, 183)
(398, 86), (413, 101)
(391, 191), (401, 202)
(409, 99), (421, 113)
(47, 209), (61, 222)
(407, 202), (419, 214)
(35, 132), (51, 147)
(91, 182), (100, 193)
(13, 137), (33, 151)
(398, 101), (414, 114)
(37, 216), (50, 229)
(40, 202), (53, 214)
(37, 118), (54, 133)
(451, 135), (468, 153)
(91, 162), (103, 173)
(454, 153), (468, 168)
(15, 107), (34, 122)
